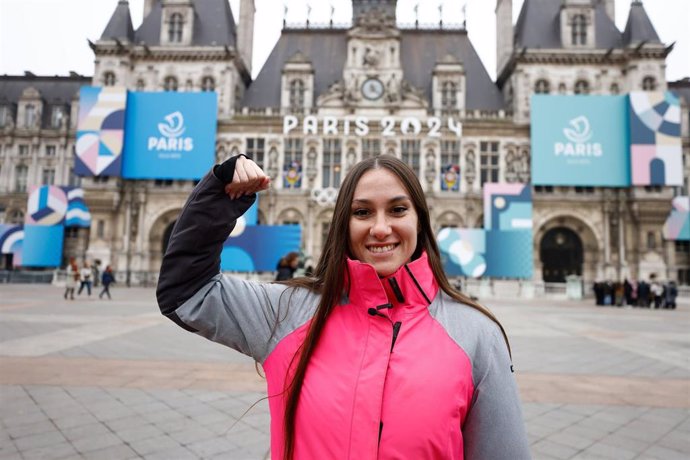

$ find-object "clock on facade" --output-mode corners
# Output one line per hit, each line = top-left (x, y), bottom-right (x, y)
(361, 78), (384, 100)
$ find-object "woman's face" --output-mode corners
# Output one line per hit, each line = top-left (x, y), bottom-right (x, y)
(348, 168), (418, 277)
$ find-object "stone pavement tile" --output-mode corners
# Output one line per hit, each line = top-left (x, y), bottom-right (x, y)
(185, 437), (237, 458)
(640, 445), (690, 460)
(131, 401), (171, 416)
(522, 402), (561, 420)
(142, 409), (188, 425)
(13, 430), (68, 451)
(558, 423), (609, 442)
(142, 446), (198, 460)
(82, 443), (139, 460)
(113, 423), (165, 444)
(0, 453), (22, 460)
(164, 425), (217, 445)
(187, 390), (230, 403)
(128, 434), (182, 456)
(615, 420), (672, 444)
(1, 409), (47, 427)
(526, 420), (563, 440)
(51, 413), (99, 430)
(597, 432), (650, 452)
(71, 432), (124, 455)
(18, 441), (79, 460)
(5, 419), (55, 439)
(59, 421), (112, 441)
(152, 415), (201, 434)
(547, 431), (595, 451)
(107, 388), (158, 406)
(579, 441), (638, 460)
(103, 414), (152, 432)
(656, 430), (690, 453)
(531, 438), (580, 459)
(638, 407), (690, 426)
(209, 447), (270, 460)
(191, 409), (230, 426)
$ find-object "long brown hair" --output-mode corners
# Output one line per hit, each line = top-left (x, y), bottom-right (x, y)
(280, 155), (510, 459)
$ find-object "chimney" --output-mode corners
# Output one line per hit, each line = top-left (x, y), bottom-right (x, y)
(496, 0), (513, 77)
(143, 0), (156, 19)
(238, 0), (255, 75)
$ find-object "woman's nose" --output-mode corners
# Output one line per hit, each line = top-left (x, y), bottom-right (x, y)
(370, 213), (391, 238)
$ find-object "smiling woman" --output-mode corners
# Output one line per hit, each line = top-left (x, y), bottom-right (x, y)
(156, 154), (531, 460)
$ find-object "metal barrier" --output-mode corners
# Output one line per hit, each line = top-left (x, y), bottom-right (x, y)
(0, 270), (55, 284)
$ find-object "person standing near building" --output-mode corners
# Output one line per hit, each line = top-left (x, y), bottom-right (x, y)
(99, 266), (115, 300)
(650, 275), (663, 309)
(63, 257), (79, 300)
(157, 155), (530, 460)
(275, 252), (299, 281)
(77, 261), (92, 296)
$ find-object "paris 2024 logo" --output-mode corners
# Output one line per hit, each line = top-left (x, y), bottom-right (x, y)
(554, 115), (602, 157)
(147, 111), (194, 155)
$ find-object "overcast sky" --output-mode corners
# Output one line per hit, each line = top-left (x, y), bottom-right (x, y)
(0, 0), (688, 82)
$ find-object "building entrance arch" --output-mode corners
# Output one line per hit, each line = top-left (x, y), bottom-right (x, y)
(540, 227), (584, 282)
(148, 209), (181, 272)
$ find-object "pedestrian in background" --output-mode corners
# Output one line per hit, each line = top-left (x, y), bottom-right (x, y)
(275, 252), (299, 281)
(77, 261), (92, 296)
(99, 266), (115, 300)
(63, 257), (79, 300)
(665, 281), (678, 309)
(157, 155), (530, 460)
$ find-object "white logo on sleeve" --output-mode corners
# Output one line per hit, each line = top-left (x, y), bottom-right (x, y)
(148, 111), (194, 153)
(554, 115), (602, 157)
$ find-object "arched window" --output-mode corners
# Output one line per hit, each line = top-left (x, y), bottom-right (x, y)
(571, 14), (587, 45)
(289, 79), (305, 109)
(534, 79), (550, 94)
(441, 81), (457, 110)
(103, 72), (116, 86)
(168, 13), (183, 43)
(558, 83), (567, 94)
(642, 76), (657, 91)
(574, 80), (589, 95)
(201, 76), (215, 92)
(164, 76), (178, 92)
(24, 104), (36, 127)
(8, 209), (24, 224)
(610, 83), (620, 94)
(136, 79), (145, 91)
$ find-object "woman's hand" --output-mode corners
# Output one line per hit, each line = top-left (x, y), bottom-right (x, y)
(224, 156), (271, 199)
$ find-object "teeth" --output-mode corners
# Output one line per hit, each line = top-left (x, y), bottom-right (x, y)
(369, 244), (396, 253)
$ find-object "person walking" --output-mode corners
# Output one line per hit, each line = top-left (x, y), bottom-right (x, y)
(275, 252), (299, 281)
(99, 266), (115, 300)
(157, 155), (530, 460)
(77, 262), (92, 296)
(63, 257), (79, 300)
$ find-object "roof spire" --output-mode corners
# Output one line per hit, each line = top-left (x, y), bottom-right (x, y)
(100, 0), (135, 42)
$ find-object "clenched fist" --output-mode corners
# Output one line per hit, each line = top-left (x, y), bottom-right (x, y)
(224, 156), (271, 200)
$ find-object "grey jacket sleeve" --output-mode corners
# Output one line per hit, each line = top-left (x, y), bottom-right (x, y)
(463, 328), (532, 459)
(156, 161), (293, 361)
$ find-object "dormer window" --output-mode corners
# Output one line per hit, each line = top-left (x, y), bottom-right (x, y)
(574, 80), (589, 95)
(136, 79), (145, 91)
(535, 79), (550, 94)
(0, 105), (8, 127)
(202, 76), (215, 92)
(289, 79), (305, 111)
(441, 81), (457, 111)
(103, 72), (116, 86)
(169, 13), (183, 43)
(642, 76), (657, 91)
(571, 14), (587, 45)
(51, 107), (63, 128)
(24, 104), (36, 127)
(164, 76), (178, 92)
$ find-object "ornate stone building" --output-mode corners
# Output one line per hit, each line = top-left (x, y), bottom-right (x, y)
(1, 0), (689, 288)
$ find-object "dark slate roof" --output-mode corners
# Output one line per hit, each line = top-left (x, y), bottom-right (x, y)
(669, 79), (690, 107)
(0, 75), (91, 128)
(135, 0), (237, 46)
(622, 1), (661, 45)
(101, 0), (135, 42)
(400, 30), (504, 110)
(243, 29), (347, 108)
(243, 28), (504, 110)
(514, 0), (622, 49)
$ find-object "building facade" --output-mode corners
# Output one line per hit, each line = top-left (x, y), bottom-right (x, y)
(1, 0), (689, 287)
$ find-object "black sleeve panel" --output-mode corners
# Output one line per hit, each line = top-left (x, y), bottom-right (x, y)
(156, 158), (255, 320)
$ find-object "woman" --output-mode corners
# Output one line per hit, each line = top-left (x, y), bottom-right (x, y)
(63, 257), (79, 300)
(157, 155), (530, 459)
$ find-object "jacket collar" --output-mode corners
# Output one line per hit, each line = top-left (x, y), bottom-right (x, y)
(344, 251), (439, 313)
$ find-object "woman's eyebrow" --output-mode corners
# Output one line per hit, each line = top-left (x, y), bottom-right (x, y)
(352, 195), (410, 205)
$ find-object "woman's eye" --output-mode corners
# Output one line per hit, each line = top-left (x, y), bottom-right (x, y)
(391, 206), (407, 214)
(353, 208), (370, 217)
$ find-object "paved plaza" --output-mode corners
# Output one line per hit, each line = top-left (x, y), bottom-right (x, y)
(0, 283), (688, 460)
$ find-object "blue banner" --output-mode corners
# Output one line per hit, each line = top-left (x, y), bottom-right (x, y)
(122, 92), (217, 179)
(221, 225), (302, 272)
(531, 95), (629, 187)
(22, 225), (64, 267)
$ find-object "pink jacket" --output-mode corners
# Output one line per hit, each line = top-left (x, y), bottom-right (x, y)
(157, 170), (531, 459)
